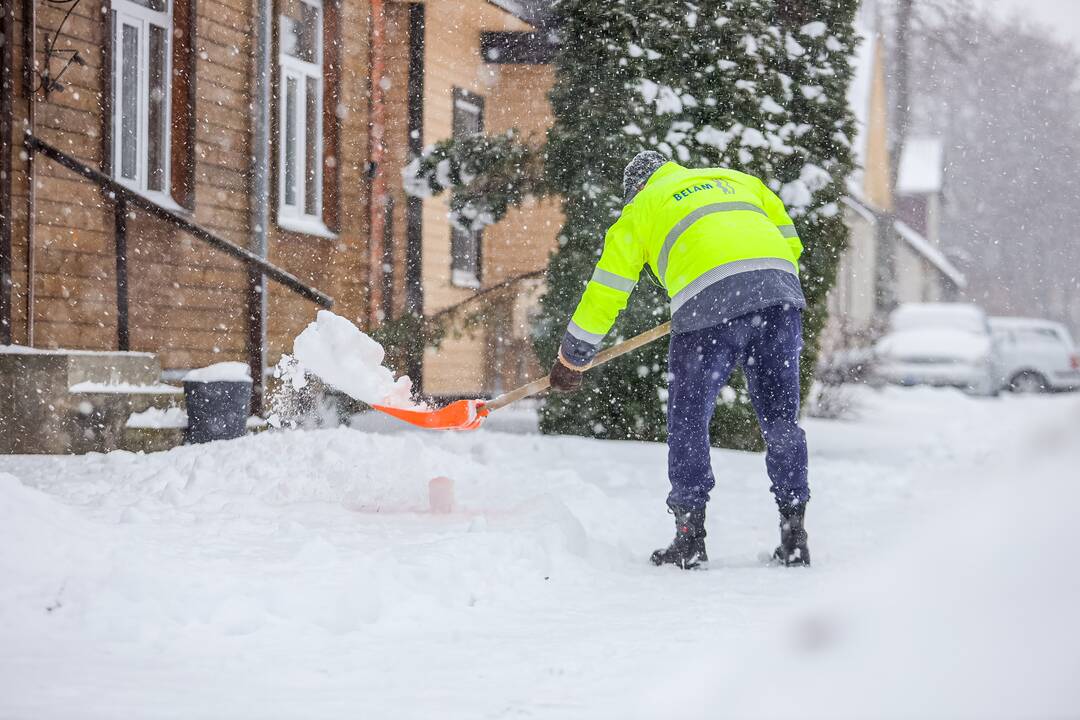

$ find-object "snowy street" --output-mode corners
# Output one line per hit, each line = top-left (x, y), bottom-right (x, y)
(5, 0), (1080, 715)
(3, 386), (1078, 719)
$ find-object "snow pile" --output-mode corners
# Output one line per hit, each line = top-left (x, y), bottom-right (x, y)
(0, 473), (94, 590)
(276, 310), (415, 409)
(2, 388), (1076, 718)
(183, 361), (252, 383)
(125, 407), (188, 429)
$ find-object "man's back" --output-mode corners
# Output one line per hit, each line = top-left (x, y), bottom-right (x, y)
(624, 164), (802, 306)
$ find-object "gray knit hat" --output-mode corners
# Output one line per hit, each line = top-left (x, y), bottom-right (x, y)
(622, 150), (668, 203)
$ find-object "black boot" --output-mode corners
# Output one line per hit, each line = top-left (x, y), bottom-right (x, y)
(651, 505), (708, 569)
(773, 505), (810, 566)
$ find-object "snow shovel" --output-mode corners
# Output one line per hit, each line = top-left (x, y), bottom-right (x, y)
(371, 321), (672, 431)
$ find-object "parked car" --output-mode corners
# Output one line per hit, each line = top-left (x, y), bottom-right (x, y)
(989, 317), (1080, 393)
(873, 303), (999, 396)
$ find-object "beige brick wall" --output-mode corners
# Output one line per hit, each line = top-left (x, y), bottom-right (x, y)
(7, 0), (373, 373)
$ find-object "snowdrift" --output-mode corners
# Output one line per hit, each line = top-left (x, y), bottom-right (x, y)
(2, 388), (1077, 718)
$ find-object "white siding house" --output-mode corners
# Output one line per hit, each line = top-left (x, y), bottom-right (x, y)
(823, 21), (966, 355)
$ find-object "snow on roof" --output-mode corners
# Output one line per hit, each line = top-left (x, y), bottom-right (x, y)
(894, 219), (966, 288)
(897, 137), (944, 195)
(842, 193), (878, 224)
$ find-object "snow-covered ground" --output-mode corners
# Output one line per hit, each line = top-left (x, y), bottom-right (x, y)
(2, 387), (1078, 719)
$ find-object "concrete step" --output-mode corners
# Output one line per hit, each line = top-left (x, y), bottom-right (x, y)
(0, 347), (182, 454)
(122, 426), (187, 454)
(122, 406), (189, 454)
(67, 384), (184, 455)
(65, 350), (162, 387)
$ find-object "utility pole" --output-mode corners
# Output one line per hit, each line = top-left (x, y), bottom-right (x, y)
(876, 0), (915, 316)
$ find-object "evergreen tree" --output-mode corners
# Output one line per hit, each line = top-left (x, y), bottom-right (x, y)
(537, 0), (858, 444)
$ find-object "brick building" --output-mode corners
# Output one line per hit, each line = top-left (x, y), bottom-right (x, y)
(0, 0), (559, 411)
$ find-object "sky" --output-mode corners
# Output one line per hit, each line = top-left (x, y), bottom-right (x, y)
(972, 0), (1080, 49)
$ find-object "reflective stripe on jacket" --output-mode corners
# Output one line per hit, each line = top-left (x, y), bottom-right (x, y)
(563, 162), (803, 364)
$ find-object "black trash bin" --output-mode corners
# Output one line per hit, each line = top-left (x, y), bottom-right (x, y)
(183, 362), (253, 444)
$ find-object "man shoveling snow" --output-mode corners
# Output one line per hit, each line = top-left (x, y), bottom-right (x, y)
(548, 151), (810, 570)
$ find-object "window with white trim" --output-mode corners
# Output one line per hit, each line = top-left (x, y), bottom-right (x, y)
(450, 88), (484, 288)
(111, 0), (172, 197)
(278, 0), (324, 228)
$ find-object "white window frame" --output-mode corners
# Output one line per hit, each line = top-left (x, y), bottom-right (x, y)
(111, 0), (174, 205)
(277, 0), (329, 237)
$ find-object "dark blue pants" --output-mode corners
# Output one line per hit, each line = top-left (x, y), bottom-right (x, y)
(667, 304), (809, 511)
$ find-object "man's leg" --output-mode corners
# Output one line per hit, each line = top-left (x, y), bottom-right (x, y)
(666, 325), (738, 510)
(742, 306), (809, 511)
(654, 324), (739, 568)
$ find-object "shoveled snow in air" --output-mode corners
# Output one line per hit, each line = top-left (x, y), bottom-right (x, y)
(1, 387), (1078, 718)
(277, 310), (415, 409)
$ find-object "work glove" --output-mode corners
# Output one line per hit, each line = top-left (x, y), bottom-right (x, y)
(549, 355), (585, 393)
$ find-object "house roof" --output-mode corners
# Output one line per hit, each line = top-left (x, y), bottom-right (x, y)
(843, 194), (967, 289)
(893, 218), (966, 288)
(897, 136), (944, 195)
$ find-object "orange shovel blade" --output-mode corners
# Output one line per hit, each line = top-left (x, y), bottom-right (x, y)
(369, 399), (489, 431)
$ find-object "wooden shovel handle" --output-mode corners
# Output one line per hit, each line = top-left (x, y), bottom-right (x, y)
(483, 321), (672, 413)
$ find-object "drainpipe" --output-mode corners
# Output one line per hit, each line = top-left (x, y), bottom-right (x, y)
(367, 0), (386, 327)
(403, 2), (425, 388)
(249, 0), (272, 410)
(23, 0), (36, 346)
(0, 0), (13, 344)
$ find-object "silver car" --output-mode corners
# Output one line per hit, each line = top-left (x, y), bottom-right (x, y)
(874, 303), (999, 396)
(990, 317), (1080, 393)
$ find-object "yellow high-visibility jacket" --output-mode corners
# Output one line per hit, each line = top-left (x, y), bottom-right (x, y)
(561, 161), (804, 367)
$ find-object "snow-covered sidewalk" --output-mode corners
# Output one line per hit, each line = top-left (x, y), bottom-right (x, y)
(2, 387), (1078, 719)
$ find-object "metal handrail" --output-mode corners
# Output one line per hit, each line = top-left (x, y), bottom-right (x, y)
(25, 134), (334, 308)
(25, 133), (335, 412)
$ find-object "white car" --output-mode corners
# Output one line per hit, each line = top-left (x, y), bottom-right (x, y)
(874, 303), (999, 396)
(990, 317), (1080, 393)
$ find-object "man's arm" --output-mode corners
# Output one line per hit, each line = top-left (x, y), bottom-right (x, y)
(559, 210), (646, 369)
(759, 181), (803, 262)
